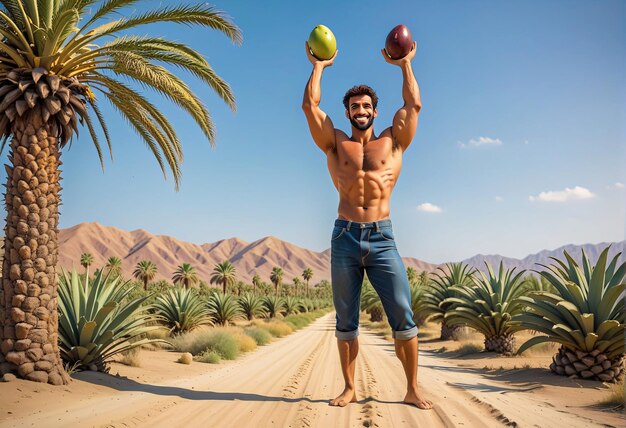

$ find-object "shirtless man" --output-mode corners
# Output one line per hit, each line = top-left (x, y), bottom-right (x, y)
(302, 41), (433, 410)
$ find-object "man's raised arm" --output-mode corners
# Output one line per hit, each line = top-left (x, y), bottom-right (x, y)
(381, 42), (421, 152)
(302, 43), (338, 153)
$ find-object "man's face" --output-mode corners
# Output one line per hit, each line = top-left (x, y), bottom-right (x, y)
(346, 95), (377, 131)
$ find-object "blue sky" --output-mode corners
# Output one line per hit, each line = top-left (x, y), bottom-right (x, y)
(2, 0), (624, 264)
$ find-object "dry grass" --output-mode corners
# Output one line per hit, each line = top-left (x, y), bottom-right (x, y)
(195, 350), (221, 364)
(119, 347), (142, 367)
(517, 340), (559, 356)
(453, 342), (483, 356)
(254, 320), (293, 338)
(598, 380), (625, 409)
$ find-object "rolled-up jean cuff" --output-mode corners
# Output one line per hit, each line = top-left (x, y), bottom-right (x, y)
(393, 326), (418, 340)
(335, 329), (359, 340)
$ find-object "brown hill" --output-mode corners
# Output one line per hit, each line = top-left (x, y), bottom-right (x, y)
(51, 222), (437, 285)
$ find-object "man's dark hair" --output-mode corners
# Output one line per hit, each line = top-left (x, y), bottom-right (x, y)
(342, 85), (378, 110)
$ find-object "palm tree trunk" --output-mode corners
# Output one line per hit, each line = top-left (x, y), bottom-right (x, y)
(306, 280), (309, 299)
(222, 279), (226, 294)
(143, 278), (148, 291)
(0, 111), (69, 385)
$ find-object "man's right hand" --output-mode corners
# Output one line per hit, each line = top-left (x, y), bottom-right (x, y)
(306, 41), (338, 67)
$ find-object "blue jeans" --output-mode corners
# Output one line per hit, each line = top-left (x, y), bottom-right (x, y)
(330, 219), (418, 341)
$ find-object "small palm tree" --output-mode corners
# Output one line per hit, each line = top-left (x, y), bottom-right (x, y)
(302, 268), (313, 298)
(80, 252), (94, 274)
(361, 280), (384, 322)
(210, 261), (237, 294)
(406, 267), (418, 285)
(424, 262), (476, 340)
(515, 247), (625, 382)
(105, 256), (123, 278)
(206, 293), (243, 326)
(238, 293), (266, 321)
(172, 263), (199, 289)
(133, 260), (158, 291)
(270, 267), (283, 297)
(444, 262), (527, 355)
(0, 1), (241, 385)
(252, 274), (261, 295)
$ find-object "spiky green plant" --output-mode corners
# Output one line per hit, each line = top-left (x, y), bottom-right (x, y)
(283, 296), (301, 316)
(206, 293), (242, 326)
(443, 262), (527, 355)
(153, 286), (212, 335)
(57, 268), (162, 372)
(133, 260), (157, 291)
(262, 295), (285, 319)
(210, 261), (237, 294)
(237, 293), (266, 321)
(410, 283), (429, 327)
(361, 280), (384, 322)
(424, 262), (476, 340)
(0, 2), (241, 384)
(514, 247), (625, 382)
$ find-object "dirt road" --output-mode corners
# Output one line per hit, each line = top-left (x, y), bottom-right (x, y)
(3, 313), (623, 427)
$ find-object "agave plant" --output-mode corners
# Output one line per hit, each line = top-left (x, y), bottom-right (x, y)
(262, 295), (285, 319)
(410, 283), (429, 327)
(514, 247), (625, 382)
(57, 268), (162, 372)
(283, 296), (301, 316)
(206, 293), (242, 326)
(361, 280), (384, 322)
(443, 262), (527, 355)
(153, 286), (212, 335)
(237, 293), (266, 321)
(424, 263), (476, 339)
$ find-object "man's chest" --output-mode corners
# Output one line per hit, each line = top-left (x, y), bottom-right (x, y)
(335, 139), (400, 172)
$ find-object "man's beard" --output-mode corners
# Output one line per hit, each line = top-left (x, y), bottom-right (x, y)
(350, 115), (374, 131)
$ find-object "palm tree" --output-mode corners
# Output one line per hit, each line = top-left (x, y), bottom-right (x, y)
(133, 260), (157, 291)
(172, 263), (199, 289)
(270, 267), (283, 297)
(210, 261), (236, 294)
(252, 274), (261, 295)
(0, 2), (241, 385)
(293, 277), (302, 297)
(302, 268), (313, 298)
(105, 256), (123, 278)
(80, 252), (94, 274)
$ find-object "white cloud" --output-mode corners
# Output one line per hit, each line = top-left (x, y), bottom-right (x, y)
(529, 186), (595, 202)
(614, 182), (624, 189)
(458, 136), (502, 149)
(495, 196), (503, 202)
(417, 203), (443, 213)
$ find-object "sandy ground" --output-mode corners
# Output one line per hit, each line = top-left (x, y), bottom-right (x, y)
(0, 313), (624, 427)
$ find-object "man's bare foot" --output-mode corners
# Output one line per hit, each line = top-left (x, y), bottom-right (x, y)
(329, 387), (357, 407)
(404, 389), (433, 410)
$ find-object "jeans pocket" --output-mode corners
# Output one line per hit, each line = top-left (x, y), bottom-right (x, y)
(331, 226), (346, 241)
(380, 228), (395, 241)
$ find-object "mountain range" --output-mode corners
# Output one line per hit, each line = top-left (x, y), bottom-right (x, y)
(1, 222), (624, 285)
(50, 223), (626, 283)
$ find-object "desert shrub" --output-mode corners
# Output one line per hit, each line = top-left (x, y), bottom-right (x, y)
(195, 350), (221, 364)
(244, 327), (272, 345)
